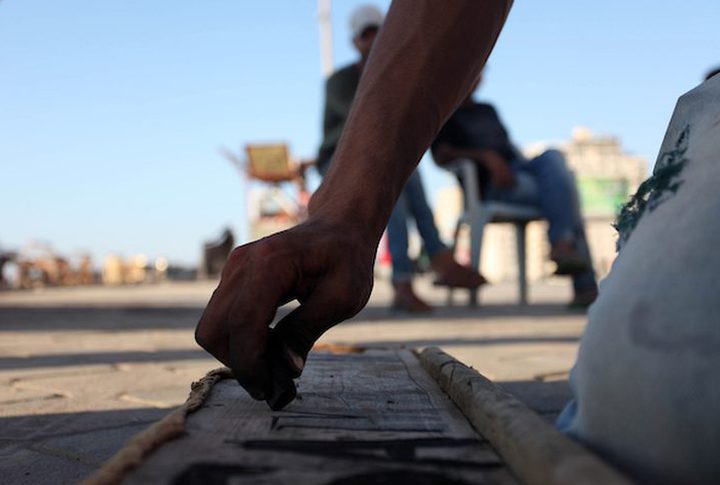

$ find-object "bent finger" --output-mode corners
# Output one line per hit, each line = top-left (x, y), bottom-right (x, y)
(225, 297), (281, 401)
(273, 279), (370, 377)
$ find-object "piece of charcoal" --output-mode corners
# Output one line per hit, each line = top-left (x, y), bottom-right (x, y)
(265, 333), (297, 410)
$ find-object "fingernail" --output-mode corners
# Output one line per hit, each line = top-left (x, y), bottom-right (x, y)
(267, 381), (297, 411)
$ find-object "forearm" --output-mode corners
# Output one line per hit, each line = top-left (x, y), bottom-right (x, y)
(309, 0), (512, 245)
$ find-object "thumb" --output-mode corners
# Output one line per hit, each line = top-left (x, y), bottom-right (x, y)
(273, 281), (366, 377)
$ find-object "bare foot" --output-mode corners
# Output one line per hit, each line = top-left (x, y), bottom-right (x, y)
(392, 281), (433, 313)
(550, 241), (589, 275)
(430, 250), (486, 288)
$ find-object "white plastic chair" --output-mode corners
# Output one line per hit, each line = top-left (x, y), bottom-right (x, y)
(445, 159), (542, 306)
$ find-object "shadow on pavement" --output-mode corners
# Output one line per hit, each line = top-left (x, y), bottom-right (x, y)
(0, 334), (578, 371)
(348, 302), (584, 324)
(0, 407), (169, 485)
(327, 335), (580, 351)
(0, 348), (212, 371)
(0, 306), (205, 332)
(0, 302), (583, 332)
(497, 379), (572, 422)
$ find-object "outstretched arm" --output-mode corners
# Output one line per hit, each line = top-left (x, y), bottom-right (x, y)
(196, 0), (513, 409)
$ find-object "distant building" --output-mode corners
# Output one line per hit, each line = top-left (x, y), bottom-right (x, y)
(434, 127), (648, 283)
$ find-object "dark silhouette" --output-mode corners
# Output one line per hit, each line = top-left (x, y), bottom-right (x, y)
(202, 228), (234, 278)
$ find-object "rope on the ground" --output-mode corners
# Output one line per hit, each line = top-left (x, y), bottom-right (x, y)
(82, 367), (233, 485)
(417, 347), (633, 485)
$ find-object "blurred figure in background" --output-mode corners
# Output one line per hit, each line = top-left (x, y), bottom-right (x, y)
(432, 73), (598, 307)
(0, 250), (14, 289)
(202, 227), (235, 279)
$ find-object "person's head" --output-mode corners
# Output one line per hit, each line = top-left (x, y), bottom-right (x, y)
(350, 5), (383, 60)
(704, 66), (720, 81)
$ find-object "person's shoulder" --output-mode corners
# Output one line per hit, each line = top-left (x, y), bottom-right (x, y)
(327, 64), (358, 86)
(466, 101), (498, 114)
(457, 101), (503, 123)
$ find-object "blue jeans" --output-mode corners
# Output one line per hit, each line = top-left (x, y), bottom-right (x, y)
(485, 150), (597, 293)
(386, 170), (447, 283)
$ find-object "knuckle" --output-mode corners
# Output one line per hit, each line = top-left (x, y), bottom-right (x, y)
(321, 268), (372, 321)
(194, 329), (209, 350)
(194, 323), (215, 352)
(226, 237), (286, 274)
(331, 288), (370, 321)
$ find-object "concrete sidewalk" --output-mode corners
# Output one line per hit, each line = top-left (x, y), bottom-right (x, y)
(0, 277), (585, 484)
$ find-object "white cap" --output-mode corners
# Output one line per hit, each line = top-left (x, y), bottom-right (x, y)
(349, 5), (383, 39)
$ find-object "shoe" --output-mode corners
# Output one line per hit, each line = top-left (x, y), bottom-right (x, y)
(568, 288), (598, 309)
(391, 281), (433, 313)
(551, 241), (589, 275)
(430, 250), (486, 288)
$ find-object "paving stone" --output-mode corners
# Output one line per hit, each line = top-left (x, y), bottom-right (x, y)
(32, 419), (163, 466)
(498, 380), (573, 415)
(0, 384), (67, 406)
(0, 406), (169, 471)
(0, 446), (95, 485)
(0, 365), (118, 385)
(119, 386), (191, 408)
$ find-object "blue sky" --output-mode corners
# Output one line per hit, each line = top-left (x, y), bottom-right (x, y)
(2, 1), (718, 265)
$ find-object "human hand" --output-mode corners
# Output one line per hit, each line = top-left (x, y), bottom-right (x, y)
(195, 218), (375, 409)
(486, 155), (516, 188)
(431, 143), (461, 166)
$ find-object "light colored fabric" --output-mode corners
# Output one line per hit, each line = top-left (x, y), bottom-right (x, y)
(562, 75), (720, 484)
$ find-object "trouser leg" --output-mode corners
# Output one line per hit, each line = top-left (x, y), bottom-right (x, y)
(403, 170), (447, 258)
(568, 174), (597, 292)
(386, 189), (413, 283)
(525, 150), (597, 292)
(523, 150), (577, 243)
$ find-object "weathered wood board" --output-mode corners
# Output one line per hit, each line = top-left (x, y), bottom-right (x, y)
(123, 349), (518, 484)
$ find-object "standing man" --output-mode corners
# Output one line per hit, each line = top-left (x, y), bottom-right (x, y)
(317, 5), (484, 312)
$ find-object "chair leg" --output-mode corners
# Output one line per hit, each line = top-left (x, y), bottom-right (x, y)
(468, 215), (487, 307)
(446, 220), (464, 307)
(515, 222), (528, 305)
(469, 288), (480, 306)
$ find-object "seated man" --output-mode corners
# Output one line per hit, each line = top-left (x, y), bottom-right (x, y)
(431, 73), (597, 307)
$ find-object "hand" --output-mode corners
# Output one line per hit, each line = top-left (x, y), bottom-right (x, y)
(195, 218), (375, 409)
(485, 155), (516, 188)
(432, 143), (461, 166)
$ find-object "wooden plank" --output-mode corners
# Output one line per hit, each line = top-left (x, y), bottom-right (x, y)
(418, 347), (633, 485)
(121, 349), (517, 485)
